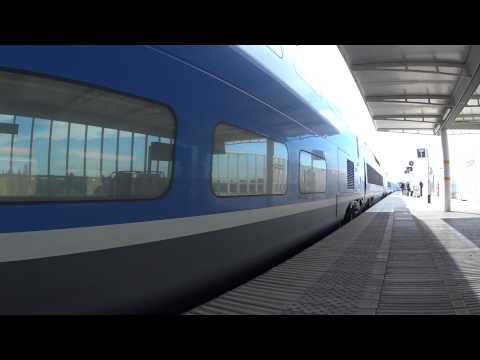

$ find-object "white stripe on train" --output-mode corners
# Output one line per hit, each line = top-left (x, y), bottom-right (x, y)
(0, 196), (361, 263)
(0, 190), (386, 263)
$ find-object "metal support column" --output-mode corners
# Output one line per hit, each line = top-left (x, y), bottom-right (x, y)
(441, 128), (451, 211)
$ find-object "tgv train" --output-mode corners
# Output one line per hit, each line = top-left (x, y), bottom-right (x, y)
(385, 181), (399, 194)
(0, 45), (389, 314)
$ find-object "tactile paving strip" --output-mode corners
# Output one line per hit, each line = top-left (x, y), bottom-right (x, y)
(281, 213), (389, 314)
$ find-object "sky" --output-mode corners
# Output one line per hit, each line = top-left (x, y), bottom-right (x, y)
(293, 45), (445, 184)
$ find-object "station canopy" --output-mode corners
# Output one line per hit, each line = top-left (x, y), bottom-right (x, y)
(338, 45), (480, 135)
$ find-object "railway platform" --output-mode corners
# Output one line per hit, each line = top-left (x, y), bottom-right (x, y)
(186, 192), (480, 315)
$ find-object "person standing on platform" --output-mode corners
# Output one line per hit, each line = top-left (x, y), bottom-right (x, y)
(419, 181), (423, 197)
(406, 183), (411, 196)
(400, 182), (405, 195)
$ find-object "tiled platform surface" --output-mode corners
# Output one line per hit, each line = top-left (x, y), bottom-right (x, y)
(185, 193), (480, 315)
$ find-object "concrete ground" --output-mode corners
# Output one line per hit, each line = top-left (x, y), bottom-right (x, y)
(186, 193), (480, 315)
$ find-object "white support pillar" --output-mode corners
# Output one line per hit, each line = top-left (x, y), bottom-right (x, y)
(441, 128), (451, 212)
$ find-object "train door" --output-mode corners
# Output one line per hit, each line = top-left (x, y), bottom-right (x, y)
(336, 147), (351, 221)
(355, 136), (364, 201)
(335, 147), (340, 219)
(364, 160), (367, 195)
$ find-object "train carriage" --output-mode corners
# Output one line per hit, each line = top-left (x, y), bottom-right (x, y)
(0, 45), (389, 314)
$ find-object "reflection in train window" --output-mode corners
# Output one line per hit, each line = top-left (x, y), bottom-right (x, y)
(212, 123), (288, 196)
(299, 151), (326, 193)
(0, 70), (175, 201)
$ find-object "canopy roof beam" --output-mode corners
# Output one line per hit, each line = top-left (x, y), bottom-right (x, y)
(449, 121), (480, 130)
(366, 95), (452, 106)
(377, 128), (434, 135)
(455, 115), (480, 121)
(435, 46), (480, 134)
(351, 61), (469, 77)
(373, 115), (440, 123)
(376, 127), (435, 131)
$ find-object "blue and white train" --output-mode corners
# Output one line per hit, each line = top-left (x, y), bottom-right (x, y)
(0, 45), (389, 314)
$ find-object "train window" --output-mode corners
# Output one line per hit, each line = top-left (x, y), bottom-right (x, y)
(212, 123), (288, 196)
(367, 164), (383, 186)
(0, 70), (175, 202)
(299, 151), (326, 193)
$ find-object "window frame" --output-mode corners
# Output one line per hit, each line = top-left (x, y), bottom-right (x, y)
(210, 121), (289, 198)
(298, 150), (327, 194)
(0, 68), (177, 204)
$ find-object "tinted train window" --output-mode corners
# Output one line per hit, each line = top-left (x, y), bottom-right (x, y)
(212, 123), (288, 196)
(299, 151), (326, 193)
(367, 164), (383, 186)
(0, 70), (175, 201)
